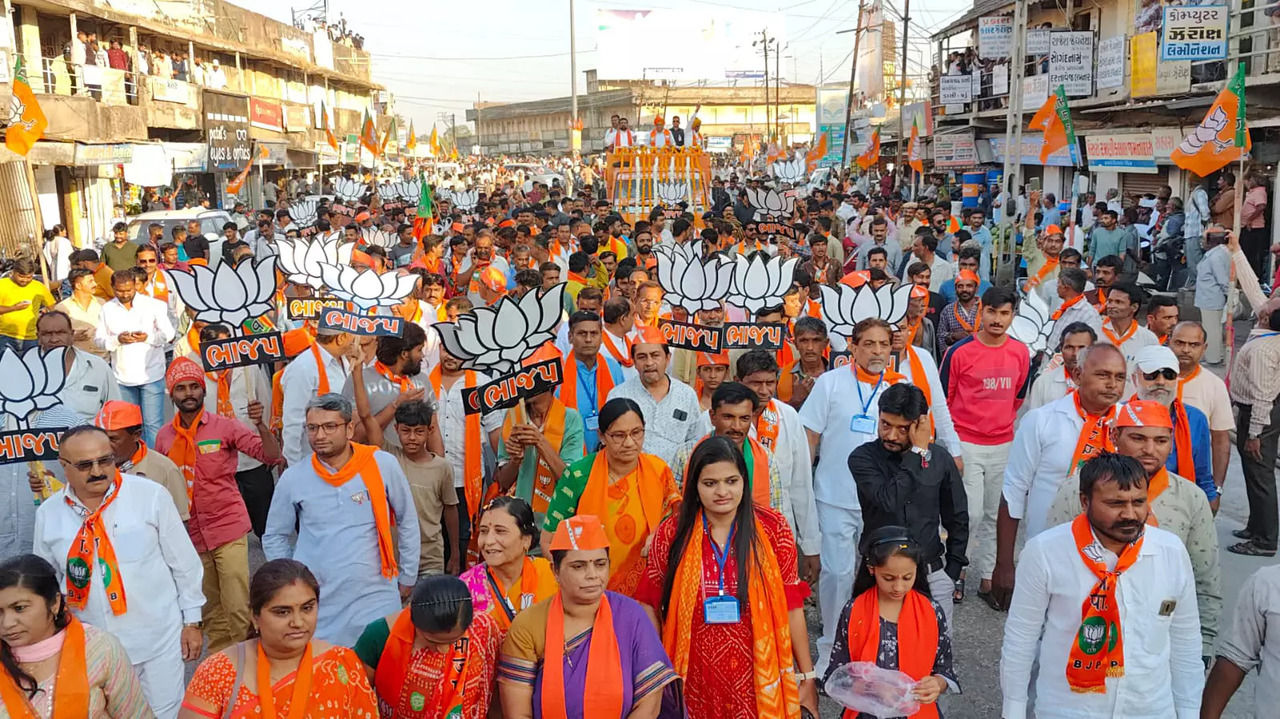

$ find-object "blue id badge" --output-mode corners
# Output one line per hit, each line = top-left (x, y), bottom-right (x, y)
(584, 413), (599, 432)
(704, 595), (741, 624)
(850, 414), (876, 434)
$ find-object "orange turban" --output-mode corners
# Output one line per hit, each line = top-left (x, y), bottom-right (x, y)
(351, 249), (375, 268)
(94, 401), (143, 431)
(165, 357), (205, 392)
(1115, 400), (1173, 429)
(549, 515), (611, 551)
(282, 328), (314, 357)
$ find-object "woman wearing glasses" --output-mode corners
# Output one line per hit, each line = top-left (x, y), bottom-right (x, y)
(540, 398), (681, 598)
(459, 497), (559, 636)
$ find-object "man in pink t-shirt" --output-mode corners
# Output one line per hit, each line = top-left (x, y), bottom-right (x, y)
(938, 285), (1030, 606)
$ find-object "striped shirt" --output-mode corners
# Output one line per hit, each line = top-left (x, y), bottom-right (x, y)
(1230, 329), (1280, 437)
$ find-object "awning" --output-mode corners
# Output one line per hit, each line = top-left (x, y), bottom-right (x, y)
(74, 143), (134, 167)
(286, 149), (316, 170)
(259, 141), (290, 167)
(163, 142), (208, 173)
(27, 142), (75, 165)
(123, 144), (170, 186)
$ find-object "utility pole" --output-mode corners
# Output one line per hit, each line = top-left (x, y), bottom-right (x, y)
(569, 0), (579, 155)
(894, 0), (910, 170)
(754, 30), (775, 141)
(775, 42), (782, 141)
(998, 0), (1028, 284)
(839, 3), (866, 166)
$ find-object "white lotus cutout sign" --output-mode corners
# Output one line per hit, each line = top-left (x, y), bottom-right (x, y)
(726, 254), (799, 314)
(434, 284), (568, 376)
(0, 347), (70, 424)
(1008, 290), (1053, 355)
(318, 264), (421, 311)
(819, 282), (914, 337)
(654, 247), (734, 314)
(168, 256), (277, 326)
(275, 236), (354, 289)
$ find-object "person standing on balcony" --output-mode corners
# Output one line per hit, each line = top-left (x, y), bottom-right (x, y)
(107, 40), (127, 70)
(70, 30), (87, 95)
(173, 51), (187, 82)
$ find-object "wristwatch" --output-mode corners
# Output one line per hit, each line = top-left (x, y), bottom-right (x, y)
(184, 621), (203, 630)
(794, 670), (819, 682)
(911, 446), (932, 462)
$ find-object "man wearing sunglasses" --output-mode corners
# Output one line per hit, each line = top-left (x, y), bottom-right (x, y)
(1130, 345), (1216, 511)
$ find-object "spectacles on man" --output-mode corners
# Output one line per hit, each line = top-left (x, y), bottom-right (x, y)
(66, 455), (117, 472)
(305, 421), (350, 434)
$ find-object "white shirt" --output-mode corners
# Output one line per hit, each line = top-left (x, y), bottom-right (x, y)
(1046, 296), (1103, 351)
(751, 399), (820, 556)
(1000, 523), (1203, 719)
(43, 236), (74, 282)
(32, 474), (205, 665)
(434, 370), (504, 489)
(96, 295), (176, 386)
(1099, 319), (1161, 367)
(1002, 393), (1098, 538)
(204, 366), (271, 471)
(928, 253), (955, 292)
(61, 349), (121, 422)
(896, 347), (963, 458)
(279, 343), (350, 466)
(799, 366), (889, 510)
(1026, 357), (1075, 412)
(607, 376), (704, 468)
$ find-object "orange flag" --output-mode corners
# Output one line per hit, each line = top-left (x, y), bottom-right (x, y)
(405, 120), (418, 152)
(321, 101), (338, 152)
(226, 144), (268, 195)
(805, 132), (829, 172)
(5, 56), (47, 156)
(855, 129), (880, 170)
(360, 110), (380, 156)
(1172, 63), (1250, 178)
(429, 125), (441, 156)
(1029, 94), (1067, 164)
(907, 119), (923, 174)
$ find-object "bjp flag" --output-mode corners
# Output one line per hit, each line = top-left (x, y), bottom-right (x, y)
(6, 56), (47, 157)
(855, 129), (880, 170)
(1028, 86), (1079, 166)
(321, 101), (338, 152)
(380, 116), (397, 157)
(805, 131), (829, 173)
(429, 125), (441, 157)
(1172, 62), (1250, 178)
(226, 144), (268, 195)
(907, 119), (924, 174)
(359, 110), (380, 156)
(405, 120), (418, 152)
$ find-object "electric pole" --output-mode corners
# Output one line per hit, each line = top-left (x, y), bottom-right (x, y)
(838, 3), (866, 166)
(570, 0), (579, 155)
(894, 0), (910, 170)
(775, 42), (782, 141)
(998, 1), (1028, 284)
(754, 30), (775, 142)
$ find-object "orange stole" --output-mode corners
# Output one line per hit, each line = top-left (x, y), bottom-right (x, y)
(663, 511), (802, 718)
(0, 616), (90, 719)
(542, 594), (624, 719)
(560, 353), (616, 413)
(501, 400), (568, 514)
(374, 609), (473, 717)
(844, 589), (939, 719)
(577, 452), (677, 597)
(311, 444), (398, 579)
(429, 367), (483, 517)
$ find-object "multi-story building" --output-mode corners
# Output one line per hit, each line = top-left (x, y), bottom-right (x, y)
(467, 70), (816, 156)
(928, 0), (1280, 202)
(0, 0), (384, 251)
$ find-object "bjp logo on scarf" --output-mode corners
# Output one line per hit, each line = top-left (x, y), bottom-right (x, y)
(1077, 617), (1108, 656)
(67, 557), (91, 589)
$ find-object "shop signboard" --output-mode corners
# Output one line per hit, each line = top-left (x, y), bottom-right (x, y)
(74, 143), (133, 166)
(1049, 31), (1094, 96)
(933, 132), (978, 168)
(939, 74), (972, 105)
(988, 132), (1076, 167)
(1085, 133), (1158, 173)
(979, 17), (1012, 59)
(1097, 36), (1126, 89)
(204, 91), (251, 172)
(249, 99), (285, 133)
(1161, 5), (1229, 61)
(152, 78), (190, 104)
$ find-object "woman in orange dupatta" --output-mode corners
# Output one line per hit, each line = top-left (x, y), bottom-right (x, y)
(459, 497), (559, 635)
(354, 575), (501, 719)
(541, 398), (681, 598)
(0, 555), (150, 719)
(824, 527), (958, 718)
(637, 436), (819, 719)
(179, 560), (376, 719)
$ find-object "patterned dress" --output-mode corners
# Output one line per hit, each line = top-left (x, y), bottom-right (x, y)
(14, 625), (153, 719)
(181, 644), (377, 718)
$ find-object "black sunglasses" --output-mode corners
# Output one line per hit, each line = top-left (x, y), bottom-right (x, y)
(1142, 368), (1178, 381)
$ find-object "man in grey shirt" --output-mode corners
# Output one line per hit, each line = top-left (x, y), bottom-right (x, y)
(1087, 209), (1129, 262)
(606, 329), (704, 467)
(1202, 564), (1280, 717)
(1194, 228), (1232, 365)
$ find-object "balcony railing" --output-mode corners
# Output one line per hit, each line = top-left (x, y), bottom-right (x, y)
(39, 58), (138, 106)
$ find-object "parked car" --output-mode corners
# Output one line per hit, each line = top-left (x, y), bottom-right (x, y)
(126, 208), (233, 267)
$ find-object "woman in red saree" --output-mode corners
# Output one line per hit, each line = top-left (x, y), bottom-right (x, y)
(179, 559), (378, 719)
(355, 575), (501, 719)
(637, 436), (819, 719)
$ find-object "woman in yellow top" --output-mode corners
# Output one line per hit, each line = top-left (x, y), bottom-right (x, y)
(460, 496), (559, 634)
(541, 397), (682, 597)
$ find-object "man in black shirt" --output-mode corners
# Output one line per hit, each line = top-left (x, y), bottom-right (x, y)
(848, 383), (969, 626)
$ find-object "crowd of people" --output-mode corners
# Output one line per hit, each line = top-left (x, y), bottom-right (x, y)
(0, 158), (1278, 719)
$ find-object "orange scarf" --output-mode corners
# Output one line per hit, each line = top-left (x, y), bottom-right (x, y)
(1145, 468), (1171, 527)
(186, 327), (200, 358)
(1170, 400), (1195, 484)
(374, 608), (473, 717)
(125, 441), (147, 470)
(501, 399), (568, 513)
(756, 400), (782, 452)
(429, 367), (483, 520)
(856, 363), (908, 387)
(560, 353), (615, 413)
(567, 271), (589, 286)
(663, 511), (801, 718)
(485, 558), (539, 632)
(1066, 513), (1142, 694)
(209, 370), (233, 417)
(902, 347), (936, 438)
(64, 471), (127, 615)
(310, 342), (333, 395)
(1022, 255), (1059, 293)
(256, 641), (312, 719)
(804, 299), (823, 319)
(601, 331), (633, 368)
(775, 341), (795, 370)
(271, 368), (286, 432)
(1176, 366), (1199, 403)
(952, 300), (981, 334)
(1101, 319), (1138, 346)
(744, 436), (772, 507)
(543, 593), (624, 719)
(144, 270), (169, 302)
(577, 452), (674, 595)
(311, 443), (398, 579)
(1069, 391), (1116, 472)
(1092, 288), (1108, 313)
(374, 361), (413, 391)
(1051, 293), (1086, 321)
(844, 589), (939, 719)
(0, 617), (89, 719)
(166, 412), (202, 510)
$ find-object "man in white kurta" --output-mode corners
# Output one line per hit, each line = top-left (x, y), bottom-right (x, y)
(34, 426), (205, 719)
(262, 394), (420, 646)
(279, 330), (353, 465)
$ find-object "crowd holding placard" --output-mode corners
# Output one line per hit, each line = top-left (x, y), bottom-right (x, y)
(2, 159), (1280, 719)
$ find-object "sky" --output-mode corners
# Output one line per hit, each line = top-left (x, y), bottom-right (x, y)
(247, 0), (974, 134)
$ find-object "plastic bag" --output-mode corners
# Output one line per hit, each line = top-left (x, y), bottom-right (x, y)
(824, 662), (921, 718)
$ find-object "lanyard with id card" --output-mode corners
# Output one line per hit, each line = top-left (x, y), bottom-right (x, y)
(703, 513), (741, 624)
(849, 372), (883, 435)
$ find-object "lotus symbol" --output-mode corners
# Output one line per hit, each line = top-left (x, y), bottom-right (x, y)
(398, 179), (421, 205)
(168, 256), (278, 325)
(655, 181), (688, 206)
(361, 228), (397, 249)
(435, 187), (454, 203)
(0, 347), (70, 424)
(434, 284), (568, 375)
(1177, 105), (1233, 155)
(1008, 290), (1053, 355)
(772, 156), (806, 183)
(655, 247), (734, 314)
(332, 176), (368, 204)
(452, 189), (479, 212)
(275, 235), (355, 289)
(744, 187), (795, 221)
(288, 200), (320, 230)
(318, 263), (421, 311)
(818, 282), (914, 337)
(726, 254), (799, 314)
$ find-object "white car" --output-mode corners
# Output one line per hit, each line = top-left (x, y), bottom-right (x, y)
(126, 208), (234, 266)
